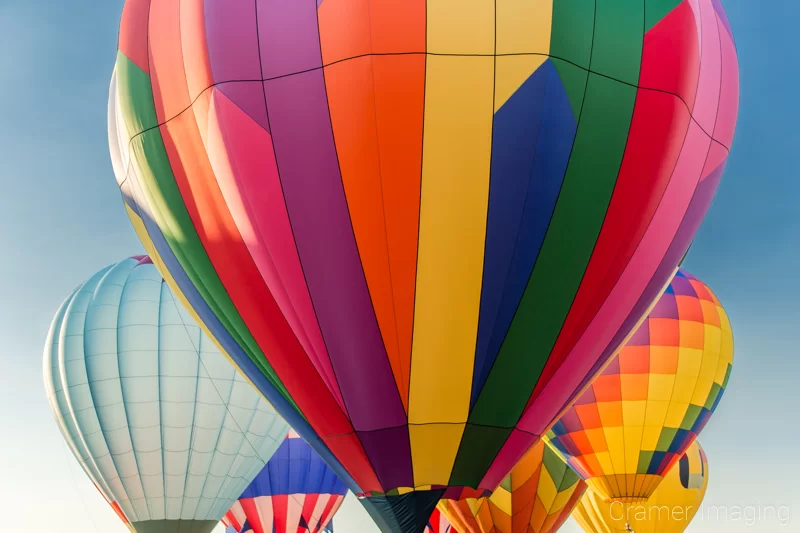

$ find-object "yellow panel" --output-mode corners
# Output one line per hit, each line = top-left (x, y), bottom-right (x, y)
(409, 423), (465, 486)
(490, 483), (512, 514)
(623, 426), (644, 471)
(494, 55), (548, 111)
(604, 427), (626, 474)
(409, 55), (494, 425)
(596, 452), (614, 474)
(585, 428), (609, 452)
(551, 484), (576, 513)
(671, 374), (698, 403)
(647, 374), (675, 401)
(664, 402), (690, 428)
(640, 424), (663, 451)
(703, 323), (722, 352)
(698, 346), (719, 379)
(691, 378), (714, 405)
(677, 347), (703, 376)
(427, 0), (494, 54)
(714, 359), (731, 385)
(537, 468), (558, 508)
(496, 0), (553, 54)
(644, 401), (669, 427)
(621, 400), (646, 426)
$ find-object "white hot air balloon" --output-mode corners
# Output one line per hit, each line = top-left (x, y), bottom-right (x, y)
(44, 256), (290, 533)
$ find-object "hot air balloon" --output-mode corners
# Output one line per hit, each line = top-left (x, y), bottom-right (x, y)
(108, 1), (738, 531)
(221, 430), (348, 533)
(439, 440), (586, 533)
(425, 508), (457, 533)
(573, 440), (709, 533)
(545, 270), (732, 503)
(43, 256), (290, 533)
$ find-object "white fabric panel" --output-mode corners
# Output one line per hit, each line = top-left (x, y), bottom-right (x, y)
(43, 257), (290, 524)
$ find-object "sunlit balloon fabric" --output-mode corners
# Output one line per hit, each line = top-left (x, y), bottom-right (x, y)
(425, 508), (457, 533)
(222, 430), (348, 533)
(43, 257), (290, 533)
(439, 440), (585, 533)
(546, 270), (732, 503)
(110, 1), (738, 530)
(573, 441), (708, 533)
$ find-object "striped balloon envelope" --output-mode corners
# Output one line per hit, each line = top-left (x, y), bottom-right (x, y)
(109, 1), (739, 531)
(439, 440), (586, 533)
(545, 270), (733, 502)
(222, 431), (347, 533)
(573, 440), (709, 533)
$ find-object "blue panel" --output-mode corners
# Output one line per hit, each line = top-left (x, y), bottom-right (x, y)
(240, 434), (349, 498)
(471, 59), (579, 406)
(647, 451), (667, 475)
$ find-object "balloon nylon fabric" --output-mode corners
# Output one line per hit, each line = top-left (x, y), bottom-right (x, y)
(223, 430), (348, 533)
(438, 440), (585, 533)
(573, 441), (709, 533)
(545, 270), (732, 502)
(109, 1), (739, 531)
(43, 256), (290, 530)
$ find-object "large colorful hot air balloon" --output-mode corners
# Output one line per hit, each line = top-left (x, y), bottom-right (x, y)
(573, 440), (709, 533)
(439, 440), (586, 533)
(43, 257), (290, 533)
(222, 430), (348, 533)
(108, 1), (738, 531)
(545, 270), (732, 503)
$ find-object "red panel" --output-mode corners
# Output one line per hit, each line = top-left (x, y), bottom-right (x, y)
(118, 0), (151, 73)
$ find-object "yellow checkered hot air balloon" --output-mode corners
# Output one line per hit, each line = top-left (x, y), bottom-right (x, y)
(545, 270), (732, 503)
(572, 440), (709, 533)
(438, 440), (586, 533)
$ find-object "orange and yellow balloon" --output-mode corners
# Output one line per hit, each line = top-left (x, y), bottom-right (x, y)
(573, 440), (709, 533)
(438, 440), (586, 533)
(545, 270), (732, 502)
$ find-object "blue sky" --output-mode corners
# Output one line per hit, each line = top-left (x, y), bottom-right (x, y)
(0, 1), (796, 531)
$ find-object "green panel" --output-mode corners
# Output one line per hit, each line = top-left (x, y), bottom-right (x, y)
(552, 58), (590, 120)
(680, 404), (703, 430)
(115, 52), (158, 138)
(591, 0), (644, 85)
(542, 445), (569, 481)
(655, 427), (678, 452)
(469, 74), (637, 427)
(721, 364), (732, 389)
(704, 383), (722, 410)
(116, 55), (298, 412)
(449, 425), (513, 487)
(645, 0), (684, 32)
(638, 450), (655, 473)
(499, 475), (512, 492)
(550, 0), (595, 69)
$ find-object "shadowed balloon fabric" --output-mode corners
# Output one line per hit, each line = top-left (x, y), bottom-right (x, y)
(108, 1), (739, 531)
(425, 508), (456, 533)
(438, 440), (586, 533)
(573, 440), (709, 533)
(222, 430), (348, 533)
(545, 270), (732, 503)
(43, 256), (290, 533)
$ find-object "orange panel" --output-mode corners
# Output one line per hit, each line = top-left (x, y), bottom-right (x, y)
(593, 375), (622, 402)
(649, 346), (679, 374)
(323, 54), (425, 410)
(618, 346), (651, 374)
(620, 374), (649, 401)
(649, 318), (680, 347)
(575, 404), (603, 430)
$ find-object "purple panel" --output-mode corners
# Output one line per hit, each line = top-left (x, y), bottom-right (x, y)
(558, 409), (584, 433)
(217, 82), (271, 133)
(257, 0), (323, 79)
(573, 386), (596, 406)
(649, 293), (679, 319)
(602, 356), (621, 376)
(626, 320), (652, 346)
(205, 0), (262, 82)
(263, 69), (405, 431)
(357, 427), (413, 489)
(670, 275), (697, 296)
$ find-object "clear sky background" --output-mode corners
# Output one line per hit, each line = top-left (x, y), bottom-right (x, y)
(0, 1), (795, 531)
